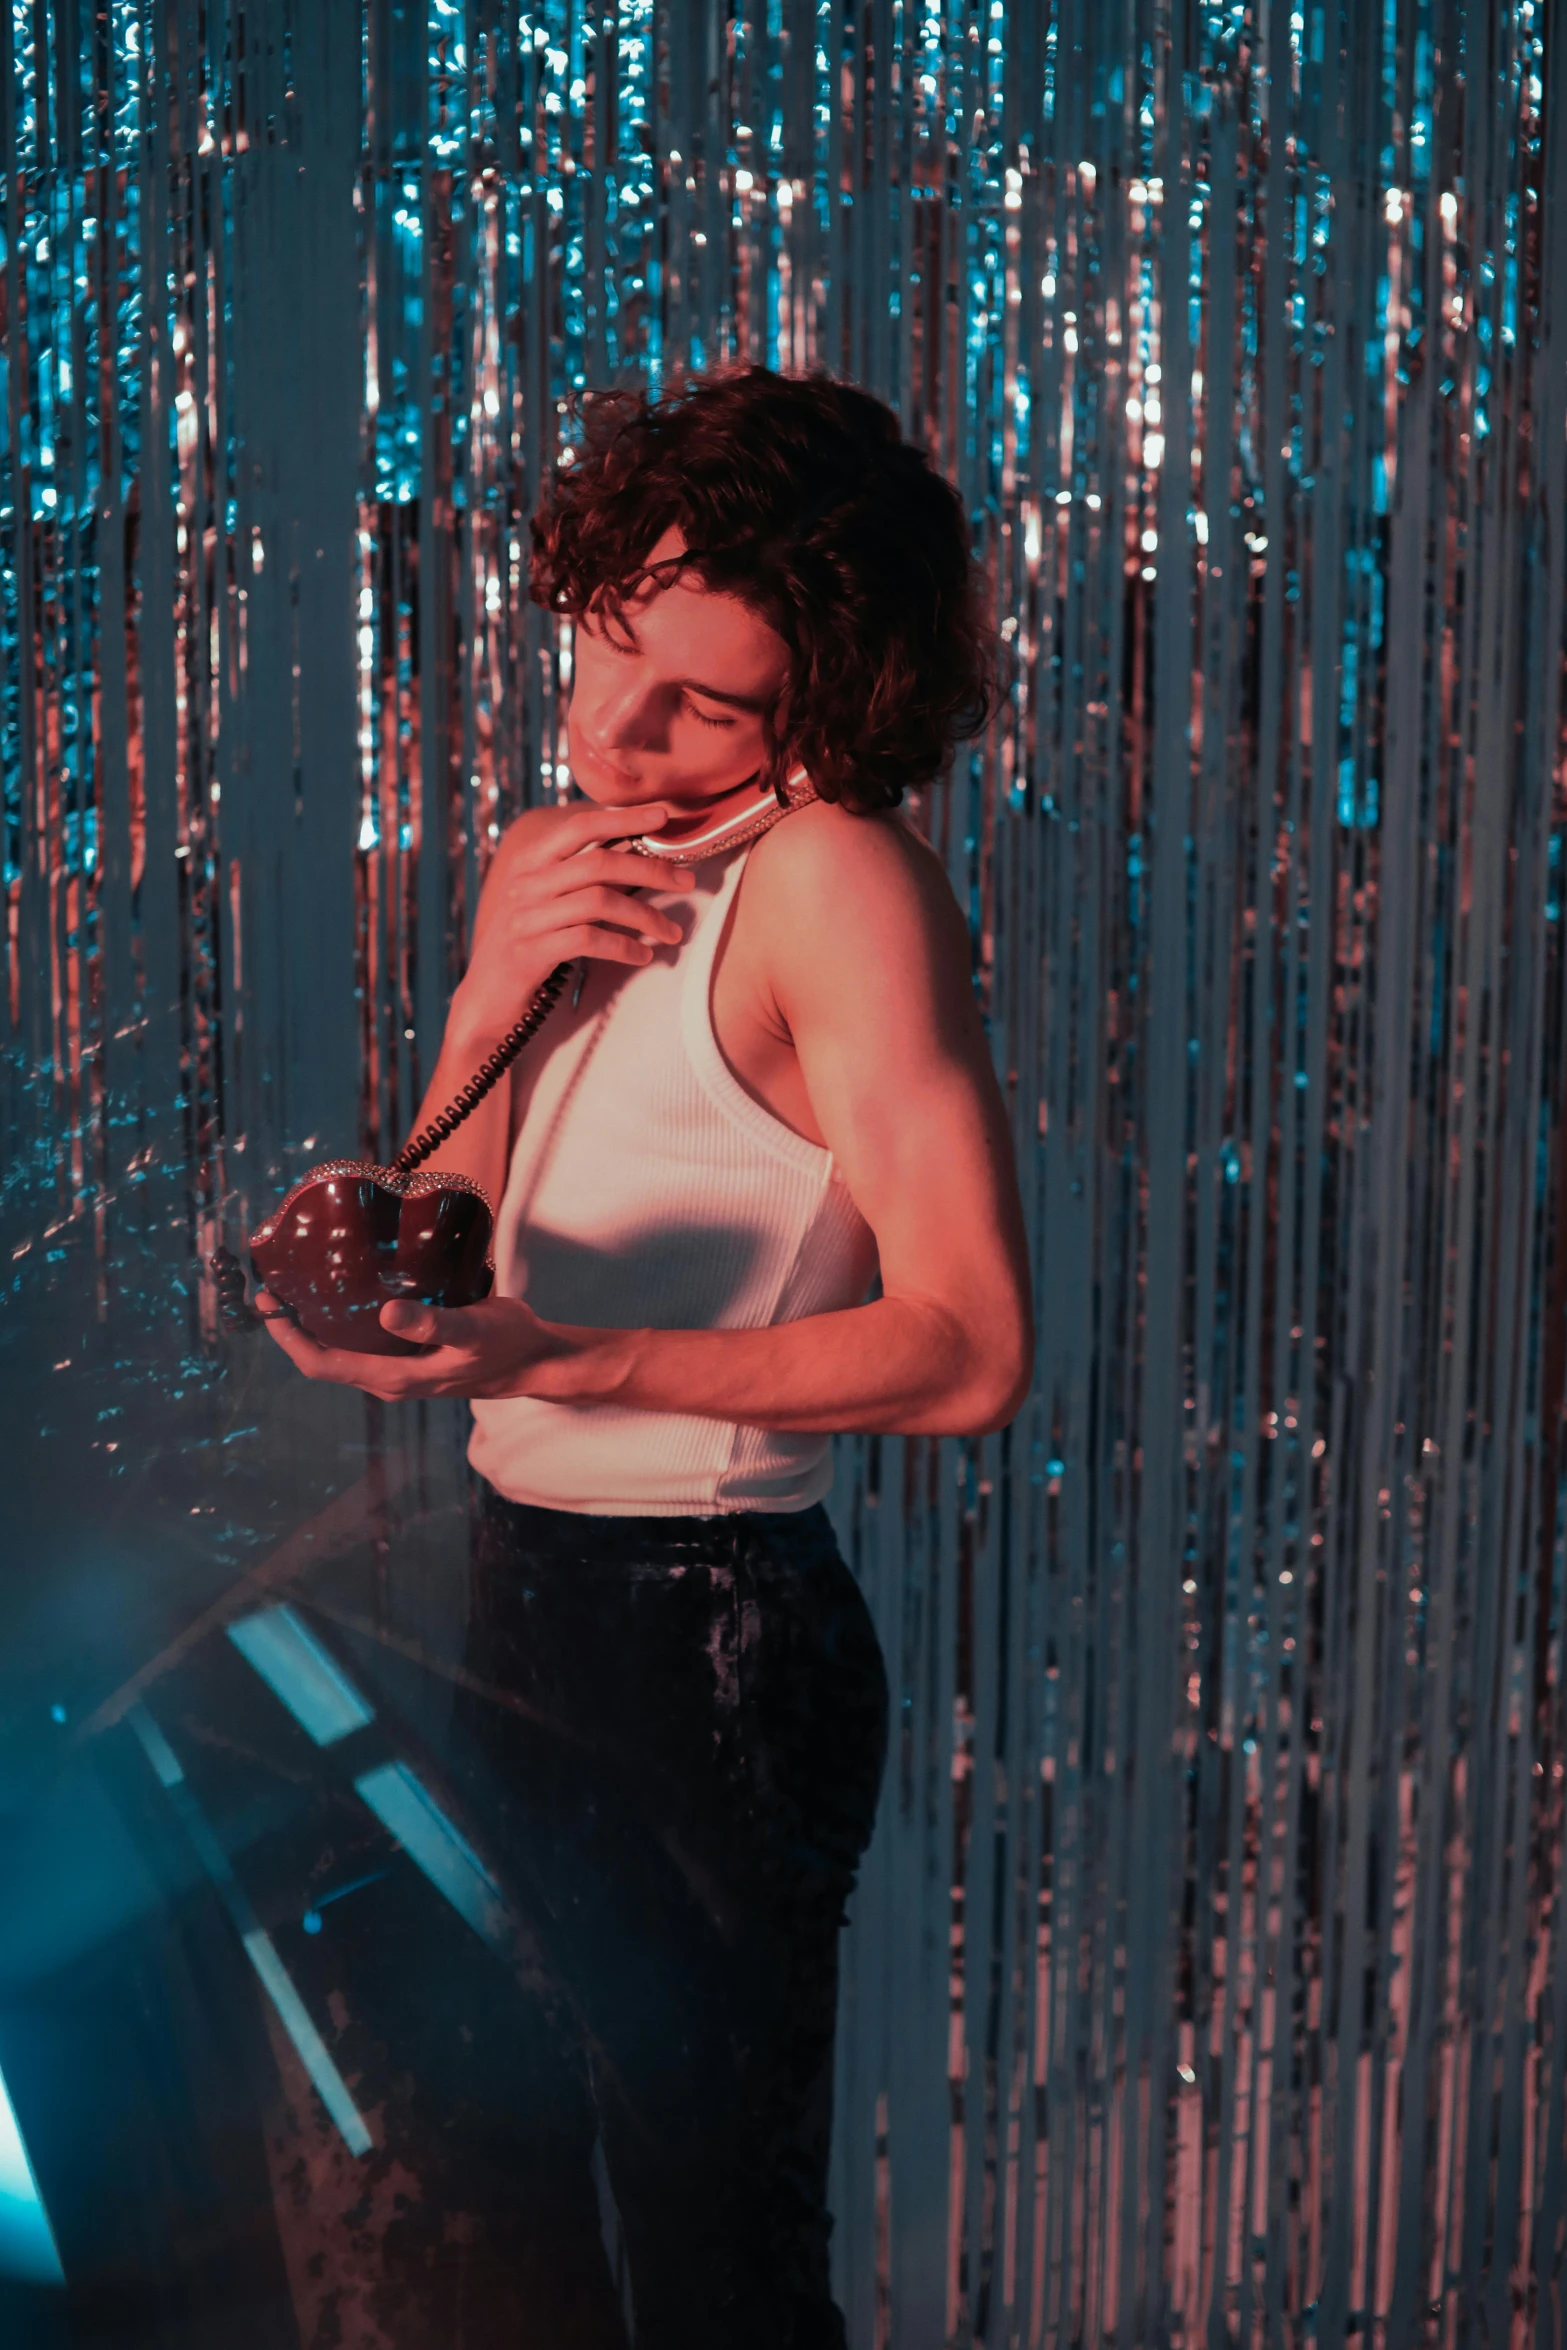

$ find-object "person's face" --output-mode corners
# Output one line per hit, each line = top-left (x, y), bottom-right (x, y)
(566, 526), (790, 812)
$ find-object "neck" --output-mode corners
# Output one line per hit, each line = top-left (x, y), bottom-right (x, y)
(659, 773), (772, 824)
(629, 766), (814, 866)
(646, 774), (777, 848)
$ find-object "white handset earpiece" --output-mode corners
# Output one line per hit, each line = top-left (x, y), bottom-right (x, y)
(625, 765), (818, 867)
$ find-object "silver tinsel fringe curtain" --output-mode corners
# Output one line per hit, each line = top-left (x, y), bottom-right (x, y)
(3, 2), (1567, 2343)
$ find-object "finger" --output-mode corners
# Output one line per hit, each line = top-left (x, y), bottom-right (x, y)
(501, 864), (692, 941)
(550, 799), (667, 858)
(255, 1293), (374, 1384)
(531, 883), (685, 937)
(379, 1299), (476, 1347)
(547, 848), (694, 892)
(356, 1368), (455, 1400)
(254, 1292), (321, 1362)
(506, 892), (686, 954)
(353, 1355), (472, 1401)
(259, 1320), (345, 1380)
(543, 924), (660, 966)
(579, 847), (696, 889)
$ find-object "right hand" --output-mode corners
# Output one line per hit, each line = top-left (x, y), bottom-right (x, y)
(449, 798), (697, 1042)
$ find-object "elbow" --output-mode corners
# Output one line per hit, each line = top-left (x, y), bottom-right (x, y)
(897, 1293), (1034, 1437)
(960, 1374), (1032, 1436)
(950, 1327), (1035, 1437)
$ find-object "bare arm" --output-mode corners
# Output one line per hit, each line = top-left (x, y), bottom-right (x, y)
(536, 800), (1035, 1432)
(264, 799), (1035, 1438)
(392, 799), (689, 1205)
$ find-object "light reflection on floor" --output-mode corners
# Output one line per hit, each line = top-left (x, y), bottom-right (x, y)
(0, 2053), (65, 2289)
(125, 1703), (376, 2162)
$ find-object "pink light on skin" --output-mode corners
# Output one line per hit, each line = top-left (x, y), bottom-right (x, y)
(566, 525), (791, 829)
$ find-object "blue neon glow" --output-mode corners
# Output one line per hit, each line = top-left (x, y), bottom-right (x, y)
(240, 1932), (373, 2157)
(227, 1605), (376, 1746)
(130, 1708), (185, 1787)
(354, 1762), (509, 1956)
(0, 2060), (64, 2287)
(301, 1867), (388, 1934)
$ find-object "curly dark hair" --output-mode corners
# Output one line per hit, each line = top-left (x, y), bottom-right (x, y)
(529, 366), (994, 814)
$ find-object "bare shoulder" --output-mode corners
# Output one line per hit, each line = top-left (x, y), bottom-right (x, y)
(744, 795), (974, 1030)
(746, 796), (962, 942)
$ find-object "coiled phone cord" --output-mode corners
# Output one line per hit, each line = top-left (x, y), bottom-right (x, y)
(216, 782), (814, 1332)
(389, 958), (576, 1177)
(211, 959), (576, 1332)
(348, 775), (815, 1179)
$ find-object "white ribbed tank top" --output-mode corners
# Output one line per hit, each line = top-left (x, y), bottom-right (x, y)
(467, 841), (880, 1516)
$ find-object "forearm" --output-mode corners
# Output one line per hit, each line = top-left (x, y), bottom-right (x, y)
(528, 1293), (1027, 1438)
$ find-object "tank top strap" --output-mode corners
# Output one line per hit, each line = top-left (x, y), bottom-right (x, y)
(680, 841), (831, 1174)
(660, 843), (744, 1063)
(683, 842), (752, 982)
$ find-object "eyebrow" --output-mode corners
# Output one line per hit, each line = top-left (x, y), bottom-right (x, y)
(671, 675), (773, 713)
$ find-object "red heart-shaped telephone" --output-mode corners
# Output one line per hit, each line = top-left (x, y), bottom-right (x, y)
(230, 770), (817, 1351)
(248, 1165), (497, 1357)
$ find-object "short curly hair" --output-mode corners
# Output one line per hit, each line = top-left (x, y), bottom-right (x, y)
(529, 366), (994, 815)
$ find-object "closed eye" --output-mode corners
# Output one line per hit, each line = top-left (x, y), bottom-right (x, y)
(593, 622), (739, 728)
(682, 695), (737, 730)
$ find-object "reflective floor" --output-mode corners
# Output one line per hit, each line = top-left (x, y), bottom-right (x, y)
(0, 1258), (887, 2349)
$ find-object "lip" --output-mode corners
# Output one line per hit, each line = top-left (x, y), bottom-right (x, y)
(570, 726), (643, 787)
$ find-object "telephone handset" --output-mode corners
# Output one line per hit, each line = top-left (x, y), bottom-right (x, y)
(222, 767), (819, 1353)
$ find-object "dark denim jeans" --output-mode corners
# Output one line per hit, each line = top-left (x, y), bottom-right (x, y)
(418, 1489), (890, 2349)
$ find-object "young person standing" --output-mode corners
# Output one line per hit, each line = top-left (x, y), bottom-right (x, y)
(260, 368), (1033, 2346)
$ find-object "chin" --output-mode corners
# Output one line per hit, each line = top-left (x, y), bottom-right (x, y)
(575, 776), (645, 808)
(567, 736), (652, 801)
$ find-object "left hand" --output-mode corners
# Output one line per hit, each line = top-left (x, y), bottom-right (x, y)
(256, 1290), (568, 1401)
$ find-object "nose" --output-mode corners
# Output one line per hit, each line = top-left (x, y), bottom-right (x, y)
(593, 669), (671, 752)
